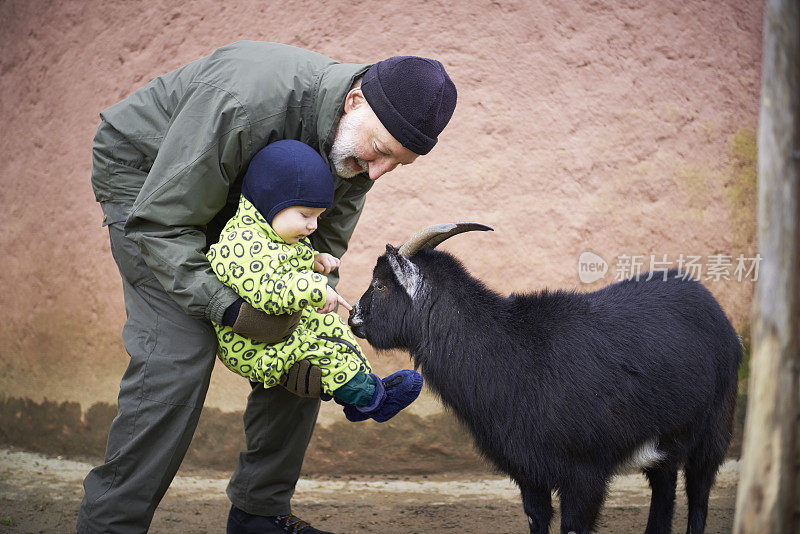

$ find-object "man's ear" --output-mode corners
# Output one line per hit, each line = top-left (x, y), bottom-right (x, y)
(343, 87), (366, 114)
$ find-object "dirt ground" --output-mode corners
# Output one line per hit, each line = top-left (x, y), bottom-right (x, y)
(0, 448), (737, 533)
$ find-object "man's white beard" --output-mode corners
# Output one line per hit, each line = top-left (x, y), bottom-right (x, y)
(329, 109), (369, 178)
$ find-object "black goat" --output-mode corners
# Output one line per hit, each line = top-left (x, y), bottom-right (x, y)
(349, 223), (741, 534)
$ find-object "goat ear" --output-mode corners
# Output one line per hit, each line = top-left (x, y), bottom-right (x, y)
(387, 248), (423, 300)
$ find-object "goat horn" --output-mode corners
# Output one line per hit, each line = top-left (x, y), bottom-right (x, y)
(398, 222), (494, 258)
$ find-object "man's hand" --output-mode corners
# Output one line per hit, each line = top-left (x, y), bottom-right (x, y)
(313, 253), (341, 275)
(231, 302), (302, 344)
(318, 285), (352, 314)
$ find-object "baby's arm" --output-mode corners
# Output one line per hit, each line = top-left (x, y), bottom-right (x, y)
(208, 231), (328, 316)
(258, 266), (329, 314)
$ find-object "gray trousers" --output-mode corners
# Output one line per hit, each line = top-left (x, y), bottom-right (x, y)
(78, 126), (320, 533)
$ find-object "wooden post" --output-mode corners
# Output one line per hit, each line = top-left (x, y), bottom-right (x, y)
(733, 0), (800, 532)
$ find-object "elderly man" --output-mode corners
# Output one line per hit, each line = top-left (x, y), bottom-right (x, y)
(78, 41), (456, 534)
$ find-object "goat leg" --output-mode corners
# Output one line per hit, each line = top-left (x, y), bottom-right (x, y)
(520, 485), (553, 534)
(558, 474), (608, 534)
(643, 466), (678, 534)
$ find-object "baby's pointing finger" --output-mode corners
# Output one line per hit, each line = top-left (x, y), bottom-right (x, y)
(337, 294), (352, 311)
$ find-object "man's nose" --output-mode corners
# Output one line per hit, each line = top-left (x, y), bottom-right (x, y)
(368, 158), (399, 181)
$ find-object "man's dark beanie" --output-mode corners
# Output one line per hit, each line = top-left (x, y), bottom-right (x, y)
(241, 140), (334, 225)
(361, 56), (457, 156)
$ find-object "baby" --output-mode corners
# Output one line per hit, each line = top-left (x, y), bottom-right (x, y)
(207, 140), (422, 422)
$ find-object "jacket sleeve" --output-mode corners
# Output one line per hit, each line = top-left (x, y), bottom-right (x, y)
(124, 81), (254, 322)
(259, 266), (329, 314)
(309, 176), (373, 288)
(208, 235), (328, 315)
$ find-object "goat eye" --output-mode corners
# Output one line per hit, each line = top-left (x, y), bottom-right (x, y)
(374, 283), (386, 292)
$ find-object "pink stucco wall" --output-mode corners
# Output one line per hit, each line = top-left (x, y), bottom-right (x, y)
(0, 0), (761, 467)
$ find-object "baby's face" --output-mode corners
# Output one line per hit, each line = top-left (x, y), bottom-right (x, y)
(271, 206), (327, 244)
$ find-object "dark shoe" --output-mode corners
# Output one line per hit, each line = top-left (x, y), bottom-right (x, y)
(342, 370), (423, 423)
(227, 505), (335, 534)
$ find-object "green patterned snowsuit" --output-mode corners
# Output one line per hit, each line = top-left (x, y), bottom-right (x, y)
(208, 196), (371, 394)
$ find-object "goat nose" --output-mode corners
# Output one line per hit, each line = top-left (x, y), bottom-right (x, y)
(349, 303), (363, 326)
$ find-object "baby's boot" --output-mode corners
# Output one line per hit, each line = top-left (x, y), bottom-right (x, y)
(343, 370), (423, 423)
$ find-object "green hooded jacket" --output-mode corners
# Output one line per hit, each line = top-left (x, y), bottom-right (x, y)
(207, 196), (371, 392)
(93, 41), (373, 323)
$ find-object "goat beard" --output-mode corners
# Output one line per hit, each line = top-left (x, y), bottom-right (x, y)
(329, 107), (369, 178)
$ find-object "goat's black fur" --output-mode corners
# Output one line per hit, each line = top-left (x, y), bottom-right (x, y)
(350, 246), (741, 534)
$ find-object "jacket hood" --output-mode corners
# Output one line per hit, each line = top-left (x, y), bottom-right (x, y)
(234, 195), (315, 249)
